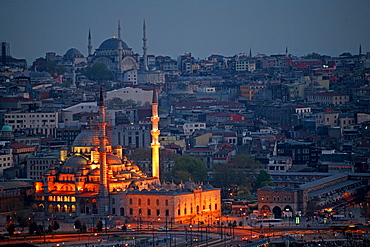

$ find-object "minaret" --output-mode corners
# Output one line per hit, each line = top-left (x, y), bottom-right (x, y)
(150, 87), (160, 179)
(359, 44), (362, 56)
(249, 47), (252, 58)
(142, 19), (149, 71)
(98, 87), (109, 214)
(285, 46), (289, 57)
(117, 20), (123, 81)
(88, 29), (93, 56)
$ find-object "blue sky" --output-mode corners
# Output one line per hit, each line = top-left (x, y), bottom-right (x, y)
(1, 0), (369, 64)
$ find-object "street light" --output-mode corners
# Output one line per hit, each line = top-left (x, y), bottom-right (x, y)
(190, 224), (193, 247)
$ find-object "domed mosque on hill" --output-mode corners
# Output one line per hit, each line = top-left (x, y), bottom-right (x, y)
(32, 88), (220, 225)
(87, 20), (140, 81)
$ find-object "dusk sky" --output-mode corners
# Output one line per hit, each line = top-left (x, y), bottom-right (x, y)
(1, 0), (370, 64)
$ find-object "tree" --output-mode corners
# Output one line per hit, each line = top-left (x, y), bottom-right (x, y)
(44, 60), (66, 75)
(81, 223), (87, 233)
(254, 170), (275, 189)
(171, 156), (207, 183)
(96, 219), (103, 231)
(29, 221), (38, 235)
(6, 221), (15, 236)
(230, 154), (263, 179)
(303, 52), (321, 59)
(212, 163), (243, 187)
(82, 63), (114, 82)
(52, 221), (60, 231)
(74, 219), (82, 232)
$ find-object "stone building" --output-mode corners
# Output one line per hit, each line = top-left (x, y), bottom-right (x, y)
(31, 88), (221, 224)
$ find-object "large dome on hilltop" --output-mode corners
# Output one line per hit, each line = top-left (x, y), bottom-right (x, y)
(98, 38), (130, 50)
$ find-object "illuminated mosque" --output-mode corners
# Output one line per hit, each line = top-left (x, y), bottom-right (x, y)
(32, 89), (221, 224)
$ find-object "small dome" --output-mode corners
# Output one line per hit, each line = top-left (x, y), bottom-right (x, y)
(285, 186), (294, 191)
(64, 156), (88, 168)
(98, 38), (129, 50)
(107, 154), (122, 165)
(64, 48), (83, 59)
(184, 181), (197, 190)
(73, 129), (98, 147)
(1, 125), (12, 132)
(90, 168), (100, 176)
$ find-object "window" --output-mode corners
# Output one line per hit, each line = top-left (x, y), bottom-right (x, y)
(147, 199), (150, 205)
(138, 199), (141, 206)
(166, 210), (169, 216)
(165, 200), (168, 206)
(130, 208), (133, 215)
(156, 209), (160, 216)
(129, 198), (132, 204)
(156, 199), (159, 206)
(148, 209), (151, 215)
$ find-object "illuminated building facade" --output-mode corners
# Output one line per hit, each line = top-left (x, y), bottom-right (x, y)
(32, 89), (221, 224)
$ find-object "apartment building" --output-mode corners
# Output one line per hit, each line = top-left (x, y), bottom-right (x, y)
(4, 112), (58, 136)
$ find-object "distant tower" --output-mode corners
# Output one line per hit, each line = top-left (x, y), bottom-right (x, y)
(98, 87), (109, 214)
(117, 20), (123, 81)
(249, 47), (252, 58)
(142, 19), (149, 71)
(359, 44), (362, 56)
(150, 88), (160, 179)
(285, 46), (288, 57)
(88, 29), (93, 56)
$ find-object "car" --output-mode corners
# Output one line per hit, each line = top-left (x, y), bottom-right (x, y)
(157, 226), (169, 231)
(251, 235), (258, 239)
(242, 237), (249, 241)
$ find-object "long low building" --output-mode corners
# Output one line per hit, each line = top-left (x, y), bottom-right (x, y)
(257, 173), (370, 218)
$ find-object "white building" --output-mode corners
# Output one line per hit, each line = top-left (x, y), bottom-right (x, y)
(106, 87), (153, 106)
(182, 122), (206, 135)
(268, 156), (292, 173)
(0, 150), (13, 177)
(4, 112), (58, 136)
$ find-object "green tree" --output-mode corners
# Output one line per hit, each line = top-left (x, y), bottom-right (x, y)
(29, 221), (38, 235)
(74, 219), (82, 232)
(303, 52), (321, 59)
(254, 170), (275, 189)
(96, 219), (103, 231)
(81, 222), (87, 233)
(230, 154), (263, 179)
(171, 156), (207, 183)
(82, 63), (114, 82)
(52, 221), (60, 231)
(6, 221), (15, 236)
(44, 60), (66, 75)
(237, 185), (253, 200)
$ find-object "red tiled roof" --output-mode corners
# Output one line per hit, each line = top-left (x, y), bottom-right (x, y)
(10, 142), (34, 149)
(0, 97), (36, 102)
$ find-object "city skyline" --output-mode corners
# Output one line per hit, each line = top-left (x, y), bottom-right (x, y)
(1, 0), (370, 65)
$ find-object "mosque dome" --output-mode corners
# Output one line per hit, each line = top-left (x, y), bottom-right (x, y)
(1, 125), (12, 132)
(73, 129), (98, 147)
(98, 38), (129, 50)
(64, 156), (88, 168)
(107, 154), (122, 165)
(64, 48), (83, 58)
(184, 181), (197, 190)
(169, 83), (194, 95)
